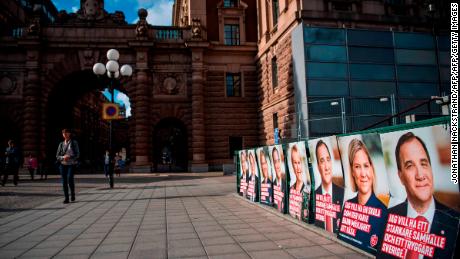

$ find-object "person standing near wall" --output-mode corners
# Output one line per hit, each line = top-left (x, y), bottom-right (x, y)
(2, 140), (20, 186)
(56, 129), (80, 204)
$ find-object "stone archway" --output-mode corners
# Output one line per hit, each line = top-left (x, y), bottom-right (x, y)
(152, 117), (188, 172)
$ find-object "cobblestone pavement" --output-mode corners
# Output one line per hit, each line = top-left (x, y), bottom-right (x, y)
(0, 174), (372, 259)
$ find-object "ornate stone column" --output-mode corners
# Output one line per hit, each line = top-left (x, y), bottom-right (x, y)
(188, 44), (209, 172)
(133, 48), (151, 166)
(22, 48), (41, 157)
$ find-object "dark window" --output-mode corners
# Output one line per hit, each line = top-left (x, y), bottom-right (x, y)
(307, 62), (348, 79)
(350, 64), (395, 81)
(348, 47), (394, 63)
(272, 57), (278, 88)
(399, 83), (438, 98)
(306, 45), (347, 62)
(350, 81), (396, 97)
(226, 73), (241, 97)
(395, 49), (436, 65)
(332, 1), (352, 11)
(439, 51), (449, 66)
(303, 28), (345, 45)
(224, 0), (238, 8)
(224, 24), (240, 45)
(397, 66), (438, 82)
(440, 66), (450, 83)
(352, 98), (392, 115)
(229, 136), (242, 159)
(347, 30), (393, 47)
(273, 113), (278, 130)
(307, 80), (349, 96)
(272, 0), (279, 26)
(437, 35), (449, 51)
(394, 33), (434, 49)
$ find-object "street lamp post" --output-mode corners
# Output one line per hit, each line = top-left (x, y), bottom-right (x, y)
(93, 49), (132, 188)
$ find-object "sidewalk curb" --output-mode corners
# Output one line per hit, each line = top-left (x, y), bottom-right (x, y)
(232, 193), (374, 258)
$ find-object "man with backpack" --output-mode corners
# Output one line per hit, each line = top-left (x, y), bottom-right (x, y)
(56, 129), (80, 204)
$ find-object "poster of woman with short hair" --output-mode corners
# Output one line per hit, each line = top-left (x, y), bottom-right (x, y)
(287, 141), (312, 223)
(247, 149), (259, 202)
(337, 133), (389, 255)
(378, 125), (459, 259)
(308, 136), (345, 233)
(238, 150), (249, 198)
(256, 147), (273, 206)
(269, 145), (287, 213)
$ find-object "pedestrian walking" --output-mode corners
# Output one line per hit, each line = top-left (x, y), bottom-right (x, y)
(26, 153), (38, 180)
(114, 152), (121, 177)
(56, 129), (80, 204)
(103, 150), (110, 178)
(38, 152), (48, 180)
(2, 140), (20, 186)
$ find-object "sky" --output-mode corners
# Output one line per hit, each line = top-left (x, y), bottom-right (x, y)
(52, 0), (174, 25)
(103, 89), (131, 117)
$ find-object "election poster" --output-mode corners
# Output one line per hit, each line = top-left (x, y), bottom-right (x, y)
(238, 150), (249, 197)
(308, 136), (345, 233)
(256, 147), (273, 206)
(287, 141), (312, 223)
(247, 149), (260, 202)
(269, 144), (288, 213)
(337, 133), (390, 254)
(378, 125), (459, 259)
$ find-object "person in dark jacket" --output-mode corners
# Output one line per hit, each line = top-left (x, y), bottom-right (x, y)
(2, 140), (20, 186)
(56, 129), (80, 204)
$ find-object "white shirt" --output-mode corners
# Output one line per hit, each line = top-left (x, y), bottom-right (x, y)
(407, 197), (435, 259)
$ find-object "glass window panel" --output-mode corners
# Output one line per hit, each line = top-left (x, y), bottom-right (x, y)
(350, 64), (395, 80)
(396, 49), (436, 65)
(307, 80), (348, 96)
(352, 116), (391, 131)
(439, 66), (449, 83)
(394, 32), (434, 49)
(308, 116), (344, 137)
(437, 35), (449, 51)
(397, 66), (438, 82)
(306, 62), (348, 79)
(348, 47), (394, 63)
(438, 51), (449, 66)
(350, 81), (396, 97)
(308, 98), (351, 114)
(352, 98), (392, 115)
(306, 45), (347, 62)
(440, 83), (450, 96)
(398, 83), (438, 97)
(347, 30), (393, 47)
(303, 27), (345, 45)
(399, 99), (440, 115)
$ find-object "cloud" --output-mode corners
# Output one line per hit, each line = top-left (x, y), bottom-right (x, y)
(115, 92), (132, 117)
(71, 6), (78, 13)
(133, 0), (173, 26)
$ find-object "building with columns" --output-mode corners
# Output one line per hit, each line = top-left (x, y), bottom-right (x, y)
(0, 0), (258, 172)
(256, 0), (449, 143)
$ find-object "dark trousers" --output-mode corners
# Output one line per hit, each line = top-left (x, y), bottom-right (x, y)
(59, 164), (75, 201)
(28, 168), (35, 180)
(2, 164), (19, 186)
(103, 164), (109, 177)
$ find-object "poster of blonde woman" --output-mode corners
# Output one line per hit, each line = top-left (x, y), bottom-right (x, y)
(246, 149), (259, 202)
(238, 150), (249, 197)
(308, 136), (344, 233)
(286, 141), (312, 223)
(337, 133), (389, 255)
(256, 147), (273, 206)
(378, 125), (459, 259)
(269, 145), (287, 213)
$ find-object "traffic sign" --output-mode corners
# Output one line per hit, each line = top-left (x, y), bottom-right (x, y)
(102, 103), (120, 120)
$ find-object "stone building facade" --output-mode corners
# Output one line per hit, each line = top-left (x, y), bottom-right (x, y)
(256, 0), (449, 143)
(0, 0), (259, 172)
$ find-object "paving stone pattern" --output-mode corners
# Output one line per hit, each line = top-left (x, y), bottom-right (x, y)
(0, 175), (371, 258)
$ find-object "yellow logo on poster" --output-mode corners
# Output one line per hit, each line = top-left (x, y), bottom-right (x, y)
(102, 103), (120, 120)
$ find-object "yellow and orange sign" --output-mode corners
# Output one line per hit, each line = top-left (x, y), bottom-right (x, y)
(102, 103), (121, 120)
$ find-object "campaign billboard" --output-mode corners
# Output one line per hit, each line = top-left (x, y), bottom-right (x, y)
(256, 147), (273, 206)
(286, 141), (312, 223)
(247, 149), (260, 202)
(238, 150), (249, 197)
(378, 125), (459, 259)
(337, 133), (390, 254)
(308, 136), (345, 233)
(269, 144), (288, 213)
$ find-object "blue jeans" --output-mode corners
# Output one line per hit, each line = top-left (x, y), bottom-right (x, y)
(59, 164), (75, 201)
(103, 164), (109, 177)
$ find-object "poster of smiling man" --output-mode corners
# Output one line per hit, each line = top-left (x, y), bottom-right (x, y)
(269, 145), (287, 213)
(247, 149), (260, 202)
(287, 141), (312, 223)
(378, 125), (459, 259)
(337, 133), (390, 255)
(256, 147), (273, 206)
(238, 150), (249, 197)
(308, 136), (345, 233)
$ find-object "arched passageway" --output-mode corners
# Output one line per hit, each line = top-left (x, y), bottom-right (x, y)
(153, 118), (188, 172)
